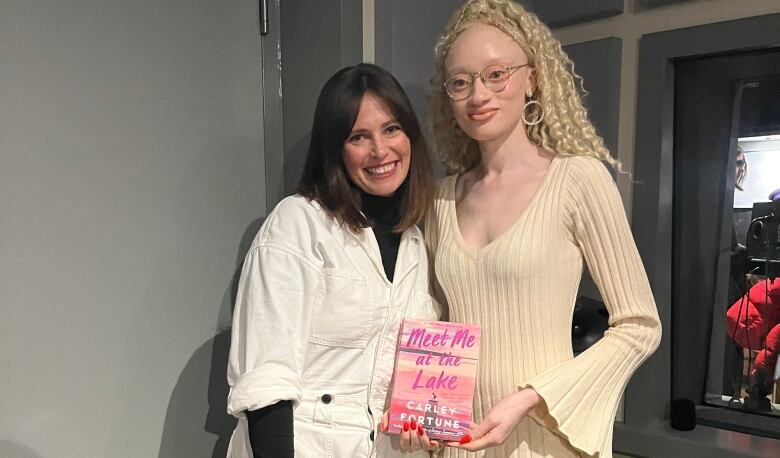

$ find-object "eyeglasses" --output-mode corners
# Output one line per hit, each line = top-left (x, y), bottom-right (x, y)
(444, 64), (530, 101)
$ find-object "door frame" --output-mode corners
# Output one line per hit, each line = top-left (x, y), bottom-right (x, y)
(261, 0), (285, 210)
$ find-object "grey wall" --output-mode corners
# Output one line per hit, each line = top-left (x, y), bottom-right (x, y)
(280, 0), (363, 195)
(528, 0), (623, 28)
(563, 38), (622, 158)
(375, 0), (462, 123)
(0, 0), (267, 456)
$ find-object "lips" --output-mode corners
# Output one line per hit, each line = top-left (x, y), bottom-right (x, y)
(365, 160), (398, 176)
(468, 108), (497, 122)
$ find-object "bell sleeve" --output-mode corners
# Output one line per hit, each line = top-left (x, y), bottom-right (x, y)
(521, 157), (662, 457)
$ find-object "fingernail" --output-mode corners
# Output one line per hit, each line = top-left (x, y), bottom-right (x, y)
(417, 425), (424, 436)
(403, 420), (409, 432)
(410, 418), (417, 430)
(459, 434), (472, 444)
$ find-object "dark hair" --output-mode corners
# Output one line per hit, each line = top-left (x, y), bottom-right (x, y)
(298, 63), (434, 232)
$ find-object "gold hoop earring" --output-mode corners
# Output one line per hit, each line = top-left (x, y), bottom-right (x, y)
(522, 99), (544, 126)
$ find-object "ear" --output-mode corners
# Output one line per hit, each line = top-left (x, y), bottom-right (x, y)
(526, 66), (538, 96)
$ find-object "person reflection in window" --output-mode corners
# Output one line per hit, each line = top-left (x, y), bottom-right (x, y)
(735, 146), (747, 191)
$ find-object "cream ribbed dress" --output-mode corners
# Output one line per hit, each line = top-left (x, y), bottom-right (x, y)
(425, 155), (661, 458)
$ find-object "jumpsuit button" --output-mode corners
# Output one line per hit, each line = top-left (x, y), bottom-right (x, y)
(320, 393), (332, 404)
(370, 430), (375, 441)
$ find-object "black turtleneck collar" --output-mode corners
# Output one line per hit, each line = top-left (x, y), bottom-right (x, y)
(359, 189), (402, 228)
(358, 188), (403, 282)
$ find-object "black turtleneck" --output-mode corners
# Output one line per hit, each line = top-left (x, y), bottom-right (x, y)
(246, 190), (403, 457)
(359, 189), (402, 282)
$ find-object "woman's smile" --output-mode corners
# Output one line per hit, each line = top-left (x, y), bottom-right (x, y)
(365, 160), (400, 177)
(468, 107), (498, 122)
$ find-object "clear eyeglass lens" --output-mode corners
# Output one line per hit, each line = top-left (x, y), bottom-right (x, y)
(446, 66), (513, 98)
(446, 76), (471, 95)
(482, 66), (510, 88)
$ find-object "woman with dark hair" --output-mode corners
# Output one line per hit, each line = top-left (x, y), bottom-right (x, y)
(226, 63), (440, 457)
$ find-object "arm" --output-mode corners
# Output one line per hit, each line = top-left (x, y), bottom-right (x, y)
(519, 158), (662, 455)
(247, 401), (294, 458)
(227, 244), (320, 413)
(227, 242), (321, 455)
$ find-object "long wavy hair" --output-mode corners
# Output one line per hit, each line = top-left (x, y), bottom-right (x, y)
(430, 0), (618, 173)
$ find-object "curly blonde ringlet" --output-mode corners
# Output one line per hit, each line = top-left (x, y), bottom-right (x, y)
(431, 0), (619, 173)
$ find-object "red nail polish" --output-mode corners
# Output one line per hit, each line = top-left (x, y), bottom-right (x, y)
(459, 434), (472, 444)
(403, 420), (409, 432)
(410, 418), (417, 430)
(417, 426), (425, 436)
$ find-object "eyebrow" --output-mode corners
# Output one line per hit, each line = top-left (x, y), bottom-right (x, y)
(445, 65), (469, 75)
(348, 119), (401, 135)
(447, 59), (519, 75)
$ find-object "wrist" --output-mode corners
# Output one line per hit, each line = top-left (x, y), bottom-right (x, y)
(516, 387), (541, 407)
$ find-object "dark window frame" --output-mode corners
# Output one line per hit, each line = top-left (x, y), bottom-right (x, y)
(616, 12), (780, 457)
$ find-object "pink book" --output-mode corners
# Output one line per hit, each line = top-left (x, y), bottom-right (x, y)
(387, 319), (481, 441)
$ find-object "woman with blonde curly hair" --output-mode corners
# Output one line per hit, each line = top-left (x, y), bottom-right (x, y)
(424, 1), (662, 457)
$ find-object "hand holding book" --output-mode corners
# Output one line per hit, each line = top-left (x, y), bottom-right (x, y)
(445, 388), (541, 452)
(379, 411), (442, 453)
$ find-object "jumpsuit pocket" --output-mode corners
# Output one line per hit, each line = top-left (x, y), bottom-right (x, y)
(309, 267), (373, 348)
(294, 418), (334, 458)
(294, 394), (370, 458)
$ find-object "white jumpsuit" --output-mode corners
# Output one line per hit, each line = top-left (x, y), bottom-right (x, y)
(227, 195), (440, 457)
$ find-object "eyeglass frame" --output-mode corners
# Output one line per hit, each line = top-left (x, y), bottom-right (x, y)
(443, 63), (531, 101)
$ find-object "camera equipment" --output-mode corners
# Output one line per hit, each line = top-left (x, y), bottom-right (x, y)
(746, 201), (780, 279)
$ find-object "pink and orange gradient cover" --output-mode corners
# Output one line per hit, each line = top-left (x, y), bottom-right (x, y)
(387, 319), (481, 441)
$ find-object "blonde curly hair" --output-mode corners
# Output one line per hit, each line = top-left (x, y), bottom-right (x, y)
(431, 0), (618, 173)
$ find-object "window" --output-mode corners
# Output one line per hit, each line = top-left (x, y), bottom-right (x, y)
(707, 134), (780, 418)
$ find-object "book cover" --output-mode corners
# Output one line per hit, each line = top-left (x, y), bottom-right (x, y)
(387, 319), (481, 441)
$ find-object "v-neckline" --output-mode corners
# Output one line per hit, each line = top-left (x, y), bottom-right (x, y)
(448, 155), (558, 257)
